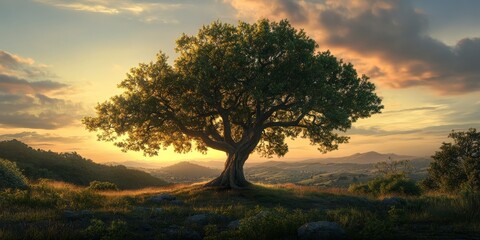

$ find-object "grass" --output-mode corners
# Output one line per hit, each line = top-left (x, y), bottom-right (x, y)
(0, 181), (479, 239)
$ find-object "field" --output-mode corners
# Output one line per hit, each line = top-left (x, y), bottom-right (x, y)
(1, 180), (479, 239)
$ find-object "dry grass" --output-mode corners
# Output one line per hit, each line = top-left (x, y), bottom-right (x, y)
(1, 180), (480, 239)
(36, 180), (83, 191)
(98, 184), (190, 197)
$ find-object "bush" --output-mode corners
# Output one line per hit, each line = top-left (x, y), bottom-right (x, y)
(88, 181), (118, 191)
(211, 207), (320, 240)
(349, 174), (421, 196)
(326, 208), (394, 239)
(83, 218), (129, 240)
(0, 158), (28, 190)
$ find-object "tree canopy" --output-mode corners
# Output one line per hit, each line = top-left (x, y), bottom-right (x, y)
(83, 19), (383, 188)
(423, 128), (480, 192)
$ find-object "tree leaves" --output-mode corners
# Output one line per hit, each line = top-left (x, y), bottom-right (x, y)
(83, 19), (383, 158)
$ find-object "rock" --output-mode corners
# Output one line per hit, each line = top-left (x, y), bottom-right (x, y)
(63, 210), (77, 219)
(297, 221), (346, 240)
(133, 206), (149, 212)
(63, 210), (93, 220)
(186, 213), (209, 225)
(79, 210), (93, 217)
(164, 225), (201, 240)
(227, 220), (240, 230)
(133, 206), (163, 216)
(149, 193), (176, 203)
(141, 224), (153, 231)
(382, 197), (406, 206)
(171, 199), (184, 205)
(255, 210), (270, 218)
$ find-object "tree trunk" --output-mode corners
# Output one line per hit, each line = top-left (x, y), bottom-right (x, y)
(204, 151), (251, 189)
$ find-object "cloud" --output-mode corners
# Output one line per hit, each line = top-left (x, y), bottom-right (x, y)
(35, 0), (183, 23)
(0, 93), (83, 129)
(0, 50), (83, 129)
(0, 50), (56, 80)
(383, 106), (439, 114)
(227, 0), (480, 95)
(0, 74), (67, 94)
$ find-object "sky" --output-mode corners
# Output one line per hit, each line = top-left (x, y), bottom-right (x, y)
(0, 0), (479, 164)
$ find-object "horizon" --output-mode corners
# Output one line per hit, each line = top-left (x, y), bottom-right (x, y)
(1, 0), (479, 163)
(2, 138), (428, 166)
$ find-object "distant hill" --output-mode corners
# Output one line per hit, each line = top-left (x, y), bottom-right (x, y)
(0, 140), (169, 189)
(104, 160), (176, 170)
(301, 151), (414, 164)
(190, 160), (225, 170)
(150, 161), (221, 183)
(245, 154), (431, 187)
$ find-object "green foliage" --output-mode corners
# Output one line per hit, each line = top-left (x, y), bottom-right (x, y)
(236, 208), (310, 240)
(0, 181), (108, 211)
(83, 18), (382, 162)
(0, 158), (28, 190)
(88, 181), (119, 191)
(0, 140), (168, 189)
(83, 219), (129, 240)
(350, 158), (421, 196)
(349, 174), (421, 196)
(423, 128), (480, 193)
(1, 182), (480, 239)
(326, 208), (394, 239)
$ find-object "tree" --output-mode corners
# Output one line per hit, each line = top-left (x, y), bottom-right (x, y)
(423, 128), (480, 192)
(83, 19), (383, 189)
(0, 158), (28, 190)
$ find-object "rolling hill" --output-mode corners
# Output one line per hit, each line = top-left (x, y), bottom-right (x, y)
(0, 139), (169, 189)
(150, 161), (221, 183)
(301, 151), (415, 164)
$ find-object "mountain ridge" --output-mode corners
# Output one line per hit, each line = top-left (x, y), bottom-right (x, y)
(0, 139), (168, 189)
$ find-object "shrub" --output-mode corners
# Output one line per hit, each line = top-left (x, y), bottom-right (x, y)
(83, 219), (129, 240)
(88, 181), (118, 191)
(234, 207), (318, 240)
(0, 158), (28, 190)
(326, 208), (394, 239)
(349, 174), (421, 196)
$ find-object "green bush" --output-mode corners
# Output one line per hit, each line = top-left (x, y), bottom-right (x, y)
(235, 208), (313, 240)
(327, 208), (394, 239)
(83, 219), (129, 240)
(349, 174), (421, 196)
(88, 181), (118, 191)
(0, 158), (28, 190)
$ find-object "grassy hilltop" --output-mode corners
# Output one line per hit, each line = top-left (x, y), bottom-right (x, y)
(0, 140), (479, 239)
(0, 140), (168, 189)
(0, 180), (479, 239)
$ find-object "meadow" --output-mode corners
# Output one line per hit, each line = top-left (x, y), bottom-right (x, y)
(1, 180), (479, 239)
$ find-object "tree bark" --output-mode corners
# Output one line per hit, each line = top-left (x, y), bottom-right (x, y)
(204, 151), (251, 189)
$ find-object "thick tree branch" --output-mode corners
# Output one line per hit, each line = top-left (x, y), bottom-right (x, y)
(263, 111), (307, 129)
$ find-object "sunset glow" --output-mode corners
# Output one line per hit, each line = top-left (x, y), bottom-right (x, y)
(1, 0), (479, 163)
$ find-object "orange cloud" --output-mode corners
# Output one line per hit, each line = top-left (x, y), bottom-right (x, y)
(0, 50), (83, 129)
(226, 0), (480, 95)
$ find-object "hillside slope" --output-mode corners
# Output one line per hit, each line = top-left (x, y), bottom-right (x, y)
(0, 140), (168, 189)
(151, 161), (221, 183)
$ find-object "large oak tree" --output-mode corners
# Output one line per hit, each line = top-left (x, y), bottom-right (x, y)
(83, 19), (383, 188)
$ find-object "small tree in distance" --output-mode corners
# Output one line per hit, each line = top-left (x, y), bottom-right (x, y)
(83, 19), (383, 189)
